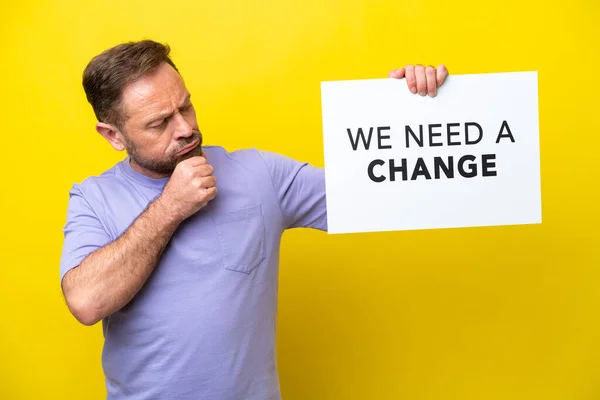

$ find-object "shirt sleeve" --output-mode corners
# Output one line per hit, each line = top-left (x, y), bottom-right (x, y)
(258, 151), (328, 232)
(59, 183), (112, 283)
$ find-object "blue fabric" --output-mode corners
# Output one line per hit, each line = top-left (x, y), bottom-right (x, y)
(60, 146), (327, 399)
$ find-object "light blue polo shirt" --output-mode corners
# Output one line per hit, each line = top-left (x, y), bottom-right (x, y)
(60, 145), (328, 399)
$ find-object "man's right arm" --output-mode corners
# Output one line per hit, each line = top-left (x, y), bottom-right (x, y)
(61, 156), (217, 326)
(62, 197), (181, 325)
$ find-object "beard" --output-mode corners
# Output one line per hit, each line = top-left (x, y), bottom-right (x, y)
(125, 131), (203, 176)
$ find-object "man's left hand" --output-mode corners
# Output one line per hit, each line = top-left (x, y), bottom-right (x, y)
(389, 64), (449, 98)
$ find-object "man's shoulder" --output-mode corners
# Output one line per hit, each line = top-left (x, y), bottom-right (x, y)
(204, 145), (272, 171)
(69, 160), (127, 198)
(204, 145), (307, 169)
(204, 145), (260, 161)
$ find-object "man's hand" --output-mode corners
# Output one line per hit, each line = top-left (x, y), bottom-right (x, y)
(389, 64), (449, 97)
(158, 156), (217, 221)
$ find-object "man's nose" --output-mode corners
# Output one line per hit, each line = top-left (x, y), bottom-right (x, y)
(172, 112), (193, 139)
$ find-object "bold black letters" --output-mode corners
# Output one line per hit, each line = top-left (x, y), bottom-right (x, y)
(377, 126), (392, 149)
(389, 158), (408, 181)
(496, 120), (515, 143)
(347, 127), (374, 151)
(411, 158), (432, 180)
(368, 159), (386, 182)
(457, 155), (477, 178)
(465, 122), (483, 145)
(429, 124), (443, 147)
(405, 125), (424, 148)
(482, 154), (497, 176)
(446, 123), (461, 146)
(434, 156), (454, 179)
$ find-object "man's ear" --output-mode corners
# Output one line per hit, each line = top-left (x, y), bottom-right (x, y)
(96, 122), (126, 151)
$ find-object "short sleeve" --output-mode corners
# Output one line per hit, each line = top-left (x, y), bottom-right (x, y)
(59, 184), (112, 283)
(258, 151), (328, 231)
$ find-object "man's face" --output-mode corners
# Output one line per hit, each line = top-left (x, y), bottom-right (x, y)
(117, 62), (202, 178)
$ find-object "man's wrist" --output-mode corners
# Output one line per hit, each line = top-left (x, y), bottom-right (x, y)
(152, 195), (185, 228)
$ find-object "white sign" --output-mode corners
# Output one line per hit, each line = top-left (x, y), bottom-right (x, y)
(320, 71), (541, 234)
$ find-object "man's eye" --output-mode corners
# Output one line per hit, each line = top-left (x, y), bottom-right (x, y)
(151, 119), (166, 128)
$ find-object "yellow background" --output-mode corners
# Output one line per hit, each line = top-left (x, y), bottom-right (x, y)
(1, 0), (599, 398)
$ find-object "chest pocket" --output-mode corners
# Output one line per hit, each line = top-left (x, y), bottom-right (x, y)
(212, 204), (266, 274)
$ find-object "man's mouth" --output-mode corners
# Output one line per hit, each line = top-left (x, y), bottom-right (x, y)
(176, 138), (200, 156)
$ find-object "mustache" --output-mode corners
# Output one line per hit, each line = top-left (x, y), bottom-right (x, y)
(174, 131), (202, 151)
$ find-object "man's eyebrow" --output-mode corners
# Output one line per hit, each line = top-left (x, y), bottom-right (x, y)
(180, 94), (192, 108)
(145, 94), (192, 126)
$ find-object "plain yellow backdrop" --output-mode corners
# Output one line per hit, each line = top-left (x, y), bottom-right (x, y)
(1, 0), (599, 399)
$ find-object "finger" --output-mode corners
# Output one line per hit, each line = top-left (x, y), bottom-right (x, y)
(388, 68), (406, 79)
(415, 64), (427, 96)
(201, 176), (217, 188)
(205, 186), (218, 201)
(404, 65), (417, 93)
(197, 164), (214, 177)
(194, 175), (216, 189)
(426, 66), (437, 97)
(436, 64), (449, 88)
(186, 156), (207, 167)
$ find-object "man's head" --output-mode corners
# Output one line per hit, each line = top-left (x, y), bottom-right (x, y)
(83, 40), (202, 178)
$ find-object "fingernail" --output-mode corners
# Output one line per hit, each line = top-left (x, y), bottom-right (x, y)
(419, 91), (426, 96)
(411, 87), (417, 93)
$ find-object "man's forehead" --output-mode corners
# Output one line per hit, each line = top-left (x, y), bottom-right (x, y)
(122, 66), (187, 116)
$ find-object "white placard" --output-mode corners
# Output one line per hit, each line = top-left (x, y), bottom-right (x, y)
(320, 71), (541, 234)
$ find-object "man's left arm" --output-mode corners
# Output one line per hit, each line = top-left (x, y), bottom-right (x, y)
(258, 151), (327, 231)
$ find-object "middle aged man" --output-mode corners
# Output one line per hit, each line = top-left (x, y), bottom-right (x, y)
(60, 40), (449, 399)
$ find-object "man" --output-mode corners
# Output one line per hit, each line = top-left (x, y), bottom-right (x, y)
(60, 40), (449, 399)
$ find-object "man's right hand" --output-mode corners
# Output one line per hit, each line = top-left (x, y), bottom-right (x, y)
(158, 156), (217, 221)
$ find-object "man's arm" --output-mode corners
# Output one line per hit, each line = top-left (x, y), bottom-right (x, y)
(62, 198), (180, 325)
(258, 151), (327, 231)
(61, 156), (217, 326)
